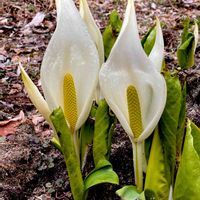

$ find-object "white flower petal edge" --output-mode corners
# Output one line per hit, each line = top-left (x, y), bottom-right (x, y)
(80, 0), (104, 65)
(194, 21), (199, 50)
(79, 0), (104, 102)
(40, 0), (100, 130)
(99, 0), (167, 143)
(149, 17), (164, 72)
(19, 63), (51, 124)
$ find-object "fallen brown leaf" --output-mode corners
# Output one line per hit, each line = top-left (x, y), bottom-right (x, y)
(0, 111), (25, 136)
(32, 114), (45, 126)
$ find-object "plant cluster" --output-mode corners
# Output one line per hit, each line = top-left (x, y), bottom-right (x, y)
(20, 0), (199, 199)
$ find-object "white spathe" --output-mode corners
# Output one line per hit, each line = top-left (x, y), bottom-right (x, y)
(21, 0), (100, 131)
(99, 0), (167, 143)
(79, 0), (105, 102)
(79, 0), (104, 65)
(194, 21), (199, 50)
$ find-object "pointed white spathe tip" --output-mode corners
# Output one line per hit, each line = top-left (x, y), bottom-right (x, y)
(149, 17), (164, 72)
(79, 0), (104, 65)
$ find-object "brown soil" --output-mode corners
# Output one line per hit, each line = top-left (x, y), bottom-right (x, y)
(0, 0), (200, 199)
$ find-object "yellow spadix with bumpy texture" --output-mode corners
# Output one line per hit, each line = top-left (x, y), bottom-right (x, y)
(63, 73), (78, 133)
(127, 85), (143, 139)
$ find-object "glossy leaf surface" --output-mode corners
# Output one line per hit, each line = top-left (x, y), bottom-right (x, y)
(144, 128), (169, 200)
(174, 120), (200, 199)
(84, 159), (119, 190)
(93, 99), (114, 165)
(116, 185), (145, 200)
(159, 73), (182, 185)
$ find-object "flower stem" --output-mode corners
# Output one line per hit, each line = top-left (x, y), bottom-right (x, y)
(74, 130), (80, 162)
(133, 141), (143, 192)
(50, 108), (84, 200)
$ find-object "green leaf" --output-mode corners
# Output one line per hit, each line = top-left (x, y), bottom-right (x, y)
(93, 99), (114, 166)
(191, 122), (200, 157)
(50, 107), (84, 200)
(144, 127), (170, 200)
(107, 122), (116, 160)
(141, 26), (156, 56)
(103, 10), (122, 59)
(181, 17), (190, 44)
(177, 35), (195, 69)
(144, 134), (153, 164)
(159, 72), (182, 186)
(176, 82), (186, 158)
(84, 159), (119, 190)
(177, 17), (198, 69)
(174, 120), (200, 199)
(51, 136), (62, 152)
(80, 118), (94, 169)
(116, 186), (145, 200)
(109, 10), (122, 32)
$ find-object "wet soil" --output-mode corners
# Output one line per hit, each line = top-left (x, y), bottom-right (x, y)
(0, 0), (200, 199)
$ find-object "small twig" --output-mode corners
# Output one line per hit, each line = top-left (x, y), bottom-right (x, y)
(168, 0), (180, 12)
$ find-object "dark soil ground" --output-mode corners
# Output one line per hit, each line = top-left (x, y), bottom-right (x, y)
(0, 0), (200, 199)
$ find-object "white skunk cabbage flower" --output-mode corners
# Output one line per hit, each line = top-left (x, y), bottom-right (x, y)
(99, 0), (167, 191)
(20, 0), (100, 133)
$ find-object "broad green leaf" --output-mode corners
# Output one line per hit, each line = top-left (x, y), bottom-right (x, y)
(176, 82), (186, 158)
(50, 107), (84, 200)
(174, 120), (200, 199)
(84, 159), (119, 190)
(116, 186), (145, 200)
(159, 72), (182, 186)
(141, 26), (156, 56)
(103, 10), (122, 59)
(144, 127), (170, 200)
(80, 118), (94, 169)
(93, 99), (114, 166)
